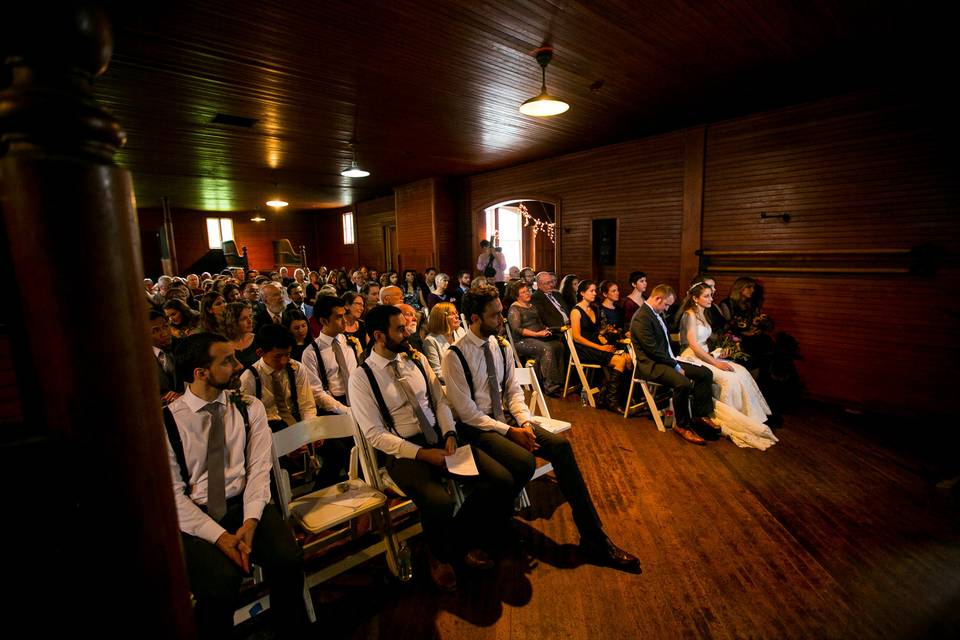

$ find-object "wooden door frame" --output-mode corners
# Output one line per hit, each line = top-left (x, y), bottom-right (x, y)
(474, 195), (561, 273)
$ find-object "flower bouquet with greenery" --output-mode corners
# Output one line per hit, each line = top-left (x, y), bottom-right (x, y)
(710, 332), (748, 363)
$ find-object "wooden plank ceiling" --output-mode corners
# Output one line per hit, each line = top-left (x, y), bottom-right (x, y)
(93, 0), (923, 212)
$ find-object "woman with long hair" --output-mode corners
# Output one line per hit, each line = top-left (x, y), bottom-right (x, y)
(341, 291), (369, 355)
(401, 269), (427, 311)
(281, 308), (311, 362)
(221, 282), (242, 303)
(421, 302), (465, 383)
(163, 299), (199, 338)
(620, 271), (647, 326)
(507, 282), (564, 396)
(559, 273), (580, 311)
(675, 282), (778, 449)
(569, 280), (631, 411)
(223, 301), (258, 368)
(198, 291), (226, 334)
(598, 280), (625, 337)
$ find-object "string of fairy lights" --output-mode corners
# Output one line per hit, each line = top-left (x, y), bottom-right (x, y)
(518, 202), (556, 243)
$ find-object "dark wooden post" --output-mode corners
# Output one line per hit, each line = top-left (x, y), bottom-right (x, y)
(0, 6), (195, 637)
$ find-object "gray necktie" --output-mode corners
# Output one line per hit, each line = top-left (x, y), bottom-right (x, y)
(481, 341), (506, 422)
(271, 369), (295, 425)
(203, 402), (227, 521)
(547, 293), (569, 324)
(388, 360), (437, 445)
(331, 339), (351, 399)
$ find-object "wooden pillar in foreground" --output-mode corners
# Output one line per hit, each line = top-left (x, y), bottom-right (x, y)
(0, 5), (194, 637)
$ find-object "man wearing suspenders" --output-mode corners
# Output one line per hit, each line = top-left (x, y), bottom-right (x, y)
(300, 295), (356, 415)
(442, 285), (641, 573)
(166, 333), (307, 638)
(348, 305), (517, 591)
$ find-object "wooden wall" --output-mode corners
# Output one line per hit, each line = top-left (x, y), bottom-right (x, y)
(462, 89), (959, 415)
(313, 209), (358, 271)
(355, 196), (396, 272)
(467, 132), (686, 292)
(395, 179), (435, 272)
(701, 91), (959, 411)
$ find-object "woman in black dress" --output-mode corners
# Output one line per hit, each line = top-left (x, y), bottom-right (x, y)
(341, 291), (369, 358)
(597, 280), (625, 338)
(569, 280), (632, 412)
(224, 301), (258, 368)
(281, 308), (311, 362)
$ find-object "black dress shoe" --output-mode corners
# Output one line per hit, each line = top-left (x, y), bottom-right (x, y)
(580, 538), (642, 573)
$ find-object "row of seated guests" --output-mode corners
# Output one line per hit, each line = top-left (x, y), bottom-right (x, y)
(150, 280), (641, 638)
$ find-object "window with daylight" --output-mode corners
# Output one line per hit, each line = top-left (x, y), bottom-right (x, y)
(206, 218), (234, 249)
(485, 206), (523, 271)
(342, 212), (355, 245)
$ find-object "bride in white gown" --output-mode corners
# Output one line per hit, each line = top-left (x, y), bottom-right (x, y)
(677, 283), (777, 450)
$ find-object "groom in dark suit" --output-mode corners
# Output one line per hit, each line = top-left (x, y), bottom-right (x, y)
(630, 284), (718, 445)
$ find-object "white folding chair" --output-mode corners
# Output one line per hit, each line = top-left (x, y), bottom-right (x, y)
(623, 342), (674, 431)
(514, 364), (571, 508)
(562, 328), (602, 407)
(269, 415), (403, 598)
(503, 322), (523, 367)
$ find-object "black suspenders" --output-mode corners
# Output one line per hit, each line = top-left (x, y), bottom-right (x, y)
(163, 400), (250, 496)
(360, 357), (435, 436)
(248, 363), (302, 422)
(448, 340), (509, 419)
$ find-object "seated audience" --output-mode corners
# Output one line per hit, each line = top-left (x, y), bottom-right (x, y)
(630, 284), (718, 446)
(300, 296), (355, 416)
(531, 271), (570, 330)
(402, 269), (428, 311)
(379, 285), (403, 306)
(242, 281), (260, 305)
(304, 270), (322, 305)
(396, 303), (424, 352)
(720, 276), (774, 374)
(424, 267), (437, 292)
(167, 333), (308, 638)
(221, 283), (241, 304)
(519, 267), (536, 288)
(198, 291), (226, 334)
(362, 281), (381, 312)
(676, 283), (775, 433)
(427, 273), (452, 310)
(569, 280), (632, 412)
(149, 309), (181, 404)
(598, 280), (625, 337)
(441, 285), (640, 572)
(286, 282), (312, 318)
(163, 299), (199, 338)
(349, 304), (514, 591)
(620, 271), (647, 326)
(506, 282), (564, 396)
(422, 302), (466, 384)
(253, 282), (286, 333)
(223, 301), (258, 369)
(239, 324), (316, 433)
(448, 270), (471, 311)
(558, 274), (580, 312)
(282, 308), (311, 362)
(341, 291), (370, 355)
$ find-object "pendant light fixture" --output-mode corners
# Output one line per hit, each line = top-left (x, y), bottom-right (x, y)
(265, 181), (288, 208)
(341, 142), (370, 178)
(519, 46), (569, 117)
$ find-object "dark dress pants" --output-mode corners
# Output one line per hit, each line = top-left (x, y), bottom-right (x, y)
(458, 423), (606, 544)
(181, 501), (307, 639)
(645, 360), (714, 426)
(383, 434), (516, 562)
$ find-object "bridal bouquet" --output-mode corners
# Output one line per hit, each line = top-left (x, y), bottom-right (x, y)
(711, 332), (748, 363)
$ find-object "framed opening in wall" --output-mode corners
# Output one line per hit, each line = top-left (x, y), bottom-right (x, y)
(479, 198), (558, 274)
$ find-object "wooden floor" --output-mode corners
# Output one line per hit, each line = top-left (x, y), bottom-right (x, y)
(258, 400), (960, 639)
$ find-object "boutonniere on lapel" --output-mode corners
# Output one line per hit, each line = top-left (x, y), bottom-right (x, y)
(405, 348), (422, 362)
(345, 335), (362, 357)
(495, 335), (509, 349)
(229, 389), (253, 410)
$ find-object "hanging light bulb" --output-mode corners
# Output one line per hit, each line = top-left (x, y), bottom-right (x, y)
(341, 143), (370, 178)
(519, 47), (569, 117)
(265, 199), (288, 208)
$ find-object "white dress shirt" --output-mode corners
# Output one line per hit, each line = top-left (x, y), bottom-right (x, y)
(476, 251), (508, 282)
(348, 350), (456, 460)
(301, 332), (355, 414)
(165, 387), (272, 544)
(441, 329), (530, 435)
(239, 358), (317, 423)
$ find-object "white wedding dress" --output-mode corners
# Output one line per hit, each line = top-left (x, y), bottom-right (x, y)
(678, 315), (778, 450)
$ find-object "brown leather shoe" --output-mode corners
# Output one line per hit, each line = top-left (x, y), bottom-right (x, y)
(463, 548), (495, 571)
(673, 425), (706, 445)
(427, 552), (457, 592)
(696, 416), (722, 432)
